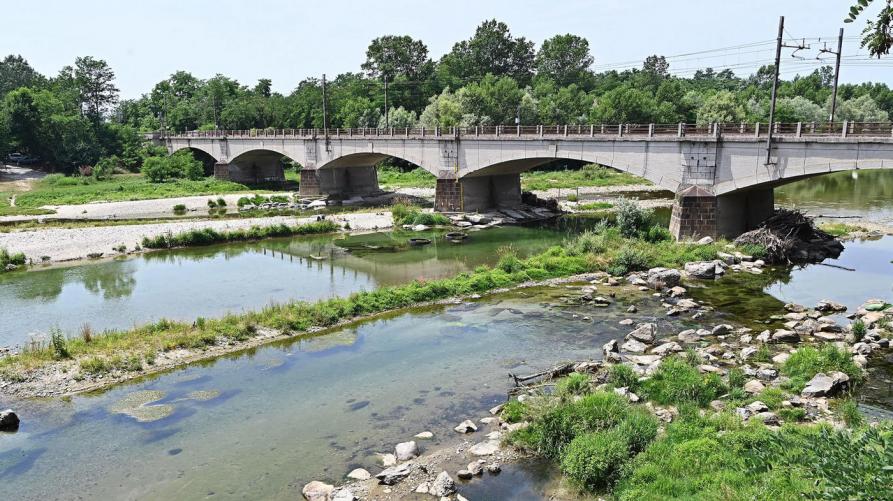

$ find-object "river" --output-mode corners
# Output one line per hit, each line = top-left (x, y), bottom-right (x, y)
(1, 171), (893, 499)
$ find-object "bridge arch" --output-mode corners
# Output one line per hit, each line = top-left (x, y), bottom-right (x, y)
(169, 144), (220, 163)
(225, 148), (294, 184)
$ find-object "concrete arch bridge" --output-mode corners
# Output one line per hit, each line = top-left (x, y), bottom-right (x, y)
(163, 122), (893, 239)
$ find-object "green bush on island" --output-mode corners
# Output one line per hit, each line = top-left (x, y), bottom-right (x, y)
(141, 221), (339, 249)
(391, 202), (451, 226)
(781, 344), (863, 393)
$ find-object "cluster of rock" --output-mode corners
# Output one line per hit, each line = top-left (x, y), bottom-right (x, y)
(303, 412), (515, 500)
(0, 409), (19, 431)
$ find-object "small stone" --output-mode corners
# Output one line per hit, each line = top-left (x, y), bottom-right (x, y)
(772, 352), (790, 365)
(332, 489), (356, 501)
(771, 330), (800, 343)
(619, 318), (634, 326)
(669, 286), (687, 298)
(740, 346), (758, 360)
(621, 339), (648, 354)
(394, 441), (419, 461)
(414, 431), (434, 439)
(755, 412), (780, 425)
(456, 470), (474, 480)
(479, 417), (497, 425)
(744, 379), (765, 394)
(378, 453), (397, 467)
(651, 341), (682, 356)
(746, 401), (769, 413)
(489, 404), (504, 415)
(302, 481), (335, 501)
(347, 468), (371, 480)
(454, 420), (478, 433)
(486, 463), (501, 474)
(712, 324), (733, 336)
(678, 329), (700, 343)
(626, 323), (657, 344)
(467, 460), (485, 476)
(627, 305), (638, 313)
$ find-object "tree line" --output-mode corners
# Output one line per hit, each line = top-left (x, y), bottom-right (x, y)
(1, 18), (892, 174)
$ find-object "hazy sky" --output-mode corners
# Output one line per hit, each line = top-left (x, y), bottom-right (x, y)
(5, 0), (891, 98)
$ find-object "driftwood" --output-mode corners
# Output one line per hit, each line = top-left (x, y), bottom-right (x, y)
(818, 262), (856, 272)
(509, 362), (574, 387)
(734, 209), (839, 264)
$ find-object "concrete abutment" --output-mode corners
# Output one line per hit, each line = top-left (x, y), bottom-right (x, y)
(433, 174), (522, 212)
(297, 166), (380, 198)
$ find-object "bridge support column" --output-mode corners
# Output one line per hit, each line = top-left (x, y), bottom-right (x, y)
(213, 162), (231, 181)
(670, 186), (775, 240)
(669, 186), (717, 240)
(435, 178), (461, 211)
(443, 174), (521, 213)
(299, 170), (321, 196)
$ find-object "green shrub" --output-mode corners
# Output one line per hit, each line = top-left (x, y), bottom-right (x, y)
(141, 156), (178, 182)
(567, 193), (579, 202)
(92, 155), (118, 180)
(533, 391), (630, 458)
(852, 319), (866, 341)
(391, 202), (449, 226)
(728, 367), (746, 389)
(141, 221), (339, 249)
(608, 364), (640, 391)
(502, 400), (528, 423)
(0, 247), (26, 271)
(615, 199), (654, 238)
(755, 387), (785, 410)
(50, 328), (70, 360)
(644, 224), (672, 243)
(561, 429), (631, 491)
(556, 372), (592, 399)
(778, 407), (806, 422)
(642, 357), (726, 407)
(567, 230), (608, 255)
(781, 345), (863, 393)
(838, 399), (864, 428)
(608, 248), (649, 276)
(617, 407), (659, 454)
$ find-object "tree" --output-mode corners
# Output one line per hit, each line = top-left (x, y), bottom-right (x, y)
(378, 106), (418, 128)
(776, 96), (825, 123)
(254, 78), (272, 98)
(438, 19), (535, 87)
(590, 85), (676, 124)
(458, 74), (524, 125)
(845, 0), (893, 57)
(535, 34), (594, 86)
(2, 87), (63, 159)
(696, 91), (745, 124)
(335, 96), (379, 128)
(534, 80), (592, 124)
(834, 94), (890, 122)
(74, 56), (119, 119)
(419, 88), (465, 127)
(362, 35), (431, 81)
(643, 55), (670, 77)
(0, 55), (45, 97)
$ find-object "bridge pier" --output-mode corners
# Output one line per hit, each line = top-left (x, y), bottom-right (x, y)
(670, 186), (774, 240)
(434, 174), (522, 212)
(298, 167), (380, 198)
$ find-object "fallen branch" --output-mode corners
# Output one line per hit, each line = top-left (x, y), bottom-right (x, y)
(509, 362), (574, 386)
(818, 262), (856, 272)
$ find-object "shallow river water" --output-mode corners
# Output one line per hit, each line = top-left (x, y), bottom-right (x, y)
(2, 171), (893, 499)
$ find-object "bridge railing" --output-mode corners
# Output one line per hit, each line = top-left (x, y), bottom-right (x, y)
(164, 122), (893, 140)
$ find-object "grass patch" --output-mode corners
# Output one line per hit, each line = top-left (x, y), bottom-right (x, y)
(12, 174), (262, 208)
(377, 165), (436, 189)
(781, 344), (863, 393)
(521, 165), (646, 191)
(640, 356), (727, 407)
(820, 222), (866, 237)
(141, 221), (339, 249)
(391, 202), (451, 226)
(575, 201), (613, 211)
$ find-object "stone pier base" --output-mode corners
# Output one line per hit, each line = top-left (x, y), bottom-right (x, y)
(299, 169), (321, 196)
(670, 185), (775, 240)
(435, 178), (461, 211)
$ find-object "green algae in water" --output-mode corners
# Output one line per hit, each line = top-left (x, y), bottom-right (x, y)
(109, 390), (174, 422)
(185, 390), (220, 401)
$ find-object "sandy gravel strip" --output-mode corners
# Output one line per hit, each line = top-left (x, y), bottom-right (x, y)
(0, 211), (393, 263)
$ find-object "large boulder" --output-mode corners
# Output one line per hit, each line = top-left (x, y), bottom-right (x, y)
(302, 481), (335, 501)
(394, 441), (419, 461)
(469, 440), (500, 456)
(685, 261), (722, 279)
(815, 300), (847, 313)
(646, 268), (681, 290)
(346, 468), (371, 480)
(626, 323), (657, 344)
(454, 420), (477, 433)
(621, 339), (648, 354)
(801, 371), (850, 397)
(0, 409), (19, 431)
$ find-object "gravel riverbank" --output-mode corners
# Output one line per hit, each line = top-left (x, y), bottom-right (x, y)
(0, 211), (393, 263)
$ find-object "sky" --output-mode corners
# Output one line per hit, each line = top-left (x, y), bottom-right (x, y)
(4, 0), (891, 99)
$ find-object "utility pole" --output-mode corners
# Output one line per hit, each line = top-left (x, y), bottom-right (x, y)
(322, 74), (330, 148)
(766, 16), (785, 166)
(384, 76), (389, 128)
(765, 16), (809, 165)
(822, 28), (845, 122)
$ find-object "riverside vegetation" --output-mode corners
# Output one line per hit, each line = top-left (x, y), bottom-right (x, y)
(140, 220), (339, 249)
(0, 204), (730, 385)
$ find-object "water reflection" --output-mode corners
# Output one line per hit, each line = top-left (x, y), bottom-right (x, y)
(777, 169), (893, 223)
(0, 222), (599, 347)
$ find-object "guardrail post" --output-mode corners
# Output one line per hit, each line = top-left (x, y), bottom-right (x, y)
(601, 124), (605, 135)
(796, 122), (802, 137)
(618, 124), (623, 137)
(517, 125), (521, 137)
(435, 126), (440, 137)
(496, 125), (501, 137)
(589, 124), (594, 137)
(677, 123), (683, 137)
(754, 122), (760, 138)
(842, 120), (848, 138)
(538, 125), (543, 137)
(648, 123), (655, 137)
(563, 125), (568, 136)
